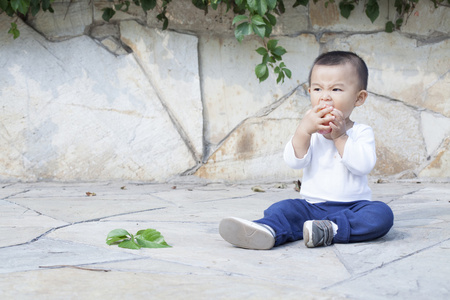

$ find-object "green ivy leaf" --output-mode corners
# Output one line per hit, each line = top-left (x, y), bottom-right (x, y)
(256, 47), (268, 56)
(276, 72), (285, 84)
(135, 237), (169, 248)
(271, 46), (286, 57)
(274, 65), (281, 74)
(10, 0), (19, 10)
(255, 63), (268, 80)
(102, 8), (116, 22)
(8, 22), (20, 39)
(365, 0), (379, 23)
(248, 0), (268, 16)
(157, 8), (169, 30)
(267, 55), (276, 63)
(264, 24), (272, 37)
(0, 0), (9, 11)
(30, 0), (40, 16)
(210, 0), (220, 10)
(118, 239), (141, 249)
(107, 228), (171, 249)
(276, 0), (285, 14)
(232, 14), (248, 25)
(135, 229), (171, 248)
(265, 13), (277, 26)
(267, 39), (278, 51)
(283, 68), (292, 78)
(192, 0), (208, 11)
(251, 14), (265, 26)
(252, 24), (266, 38)
(339, 1), (355, 19)
(106, 229), (131, 241)
(141, 0), (156, 11)
(293, 0), (309, 7)
(11, 0), (30, 15)
(385, 21), (395, 33)
(42, 0), (51, 11)
(267, 0), (277, 10)
(235, 22), (252, 42)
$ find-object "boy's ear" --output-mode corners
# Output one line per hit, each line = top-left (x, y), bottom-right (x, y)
(355, 90), (368, 107)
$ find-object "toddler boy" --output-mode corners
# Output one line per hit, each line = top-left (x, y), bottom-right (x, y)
(219, 51), (394, 249)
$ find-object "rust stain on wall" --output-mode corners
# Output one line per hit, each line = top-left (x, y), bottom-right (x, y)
(309, 2), (340, 27)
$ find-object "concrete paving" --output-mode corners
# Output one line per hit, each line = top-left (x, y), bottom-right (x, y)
(0, 178), (449, 299)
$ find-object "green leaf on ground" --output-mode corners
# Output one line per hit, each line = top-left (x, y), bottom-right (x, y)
(106, 228), (171, 249)
(118, 239), (141, 249)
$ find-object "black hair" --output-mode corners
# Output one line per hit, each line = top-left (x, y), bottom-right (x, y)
(308, 51), (368, 90)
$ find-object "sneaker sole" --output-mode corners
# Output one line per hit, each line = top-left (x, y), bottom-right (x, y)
(219, 217), (275, 250)
(303, 221), (314, 248)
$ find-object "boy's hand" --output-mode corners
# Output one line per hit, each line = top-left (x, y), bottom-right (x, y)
(299, 104), (335, 136)
(292, 104), (334, 158)
(329, 108), (347, 140)
(328, 108), (350, 157)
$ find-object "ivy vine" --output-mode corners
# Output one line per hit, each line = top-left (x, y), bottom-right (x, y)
(1, 0), (448, 83)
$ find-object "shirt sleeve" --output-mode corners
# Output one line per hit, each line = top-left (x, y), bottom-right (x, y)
(342, 125), (377, 176)
(283, 136), (312, 170)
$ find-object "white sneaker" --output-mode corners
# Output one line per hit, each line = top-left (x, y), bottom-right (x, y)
(303, 220), (334, 248)
(219, 217), (275, 250)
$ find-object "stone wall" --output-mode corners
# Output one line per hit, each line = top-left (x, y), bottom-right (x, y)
(0, 0), (449, 182)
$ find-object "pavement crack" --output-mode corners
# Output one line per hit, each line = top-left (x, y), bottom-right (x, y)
(323, 237), (450, 290)
(1, 189), (31, 201)
(333, 246), (355, 276)
(39, 265), (111, 272)
(0, 207), (169, 248)
(82, 206), (168, 223)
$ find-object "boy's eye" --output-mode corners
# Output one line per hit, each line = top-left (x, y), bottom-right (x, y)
(313, 88), (321, 91)
(333, 88), (342, 92)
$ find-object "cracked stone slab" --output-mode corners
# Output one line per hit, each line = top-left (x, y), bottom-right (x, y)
(352, 94), (427, 176)
(333, 220), (449, 276)
(0, 18), (197, 182)
(92, 257), (230, 276)
(3, 182), (176, 223)
(46, 219), (351, 290)
(0, 200), (68, 247)
(196, 89), (312, 181)
(0, 267), (342, 299)
(0, 237), (139, 274)
(104, 190), (299, 224)
(120, 20), (203, 159)
(199, 34), (319, 147)
(327, 239), (450, 299)
(26, 0), (92, 40)
(0, 181), (448, 299)
(325, 32), (450, 116)
(8, 194), (168, 224)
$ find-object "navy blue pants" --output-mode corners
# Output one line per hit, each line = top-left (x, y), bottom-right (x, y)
(255, 199), (394, 246)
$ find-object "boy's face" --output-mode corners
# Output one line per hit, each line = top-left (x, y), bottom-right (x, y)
(308, 62), (366, 123)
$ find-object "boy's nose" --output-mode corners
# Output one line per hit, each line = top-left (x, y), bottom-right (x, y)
(320, 93), (332, 102)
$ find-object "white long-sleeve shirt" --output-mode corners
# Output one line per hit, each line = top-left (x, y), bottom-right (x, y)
(284, 123), (376, 203)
